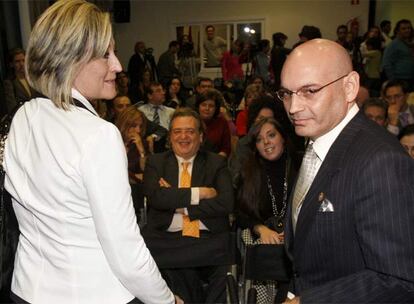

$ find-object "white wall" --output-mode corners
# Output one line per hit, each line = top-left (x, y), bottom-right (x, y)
(113, 0), (371, 69)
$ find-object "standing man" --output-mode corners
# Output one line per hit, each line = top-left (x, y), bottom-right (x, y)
(127, 41), (157, 97)
(278, 39), (414, 303)
(203, 25), (227, 67)
(157, 41), (180, 87)
(382, 19), (414, 89)
(3, 48), (38, 114)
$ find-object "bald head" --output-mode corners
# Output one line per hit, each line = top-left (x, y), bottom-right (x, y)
(285, 39), (353, 78)
(280, 39), (359, 140)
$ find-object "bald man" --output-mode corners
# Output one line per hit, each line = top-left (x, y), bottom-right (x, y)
(278, 39), (414, 303)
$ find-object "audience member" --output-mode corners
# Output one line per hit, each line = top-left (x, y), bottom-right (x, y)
(361, 37), (382, 96)
(221, 39), (245, 86)
(142, 108), (234, 303)
(237, 117), (297, 303)
(380, 20), (392, 47)
(280, 38), (414, 303)
(362, 97), (388, 127)
(204, 25), (227, 67)
(127, 41), (157, 98)
(110, 95), (131, 122)
(382, 19), (414, 88)
(398, 124), (414, 159)
(185, 77), (213, 110)
(335, 24), (350, 49)
(157, 41), (181, 87)
(115, 70), (129, 96)
(116, 106), (149, 182)
(134, 68), (153, 103)
(252, 39), (271, 84)
(230, 95), (281, 187)
(3, 48), (39, 114)
(292, 25), (322, 49)
(138, 82), (174, 130)
(383, 80), (414, 135)
(165, 77), (185, 109)
(236, 84), (262, 137)
(178, 37), (199, 91)
(196, 88), (231, 157)
(270, 32), (290, 90)
(355, 83), (370, 107)
(110, 95), (168, 153)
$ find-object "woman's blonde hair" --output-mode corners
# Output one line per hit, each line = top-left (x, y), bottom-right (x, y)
(26, 0), (112, 109)
(115, 106), (147, 144)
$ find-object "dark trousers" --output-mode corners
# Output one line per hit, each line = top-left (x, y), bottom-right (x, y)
(161, 265), (228, 304)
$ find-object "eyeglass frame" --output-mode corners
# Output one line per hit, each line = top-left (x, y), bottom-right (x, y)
(276, 74), (349, 102)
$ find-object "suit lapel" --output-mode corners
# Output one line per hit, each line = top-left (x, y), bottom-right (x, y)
(291, 112), (366, 253)
(13, 78), (31, 99)
(191, 152), (206, 187)
(163, 152), (179, 187)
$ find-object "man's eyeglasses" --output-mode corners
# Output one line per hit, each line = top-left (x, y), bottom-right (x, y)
(276, 74), (348, 102)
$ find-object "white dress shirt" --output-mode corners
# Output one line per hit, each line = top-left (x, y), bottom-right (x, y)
(295, 104), (359, 217)
(138, 103), (174, 130)
(4, 89), (174, 304)
(167, 155), (208, 232)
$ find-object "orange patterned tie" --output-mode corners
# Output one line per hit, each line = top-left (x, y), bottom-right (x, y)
(180, 162), (200, 238)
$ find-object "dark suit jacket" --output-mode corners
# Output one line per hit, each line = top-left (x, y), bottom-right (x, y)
(157, 51), (180, 86)
(3, 78), (38, 114)
(142, 150), (235, 268)
(285, 111), (414, 302)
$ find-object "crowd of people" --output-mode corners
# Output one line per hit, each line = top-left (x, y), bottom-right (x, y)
(1, 0), (414, 303)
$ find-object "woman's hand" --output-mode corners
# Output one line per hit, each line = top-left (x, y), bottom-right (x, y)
(128, 129), (145, 154)
(254, 224), (284, 244)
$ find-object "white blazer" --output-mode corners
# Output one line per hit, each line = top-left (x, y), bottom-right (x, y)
(4, 90), (174, 304)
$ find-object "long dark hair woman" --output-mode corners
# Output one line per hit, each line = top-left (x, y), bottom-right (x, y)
(236, 117), (297, 303)
(3, 1), (177, 303)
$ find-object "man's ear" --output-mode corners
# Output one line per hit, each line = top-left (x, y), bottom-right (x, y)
(344, 71), (360, 103)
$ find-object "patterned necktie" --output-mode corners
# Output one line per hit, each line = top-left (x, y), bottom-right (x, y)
(292, 142), (320, 231)
(180, 162), (200, 238)
(152, 106), (160, 125)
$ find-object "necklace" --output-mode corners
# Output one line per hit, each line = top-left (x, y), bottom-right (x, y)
(266, 158), (289, 219)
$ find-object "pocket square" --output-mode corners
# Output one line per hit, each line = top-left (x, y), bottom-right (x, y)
(318, 198), (334, 212)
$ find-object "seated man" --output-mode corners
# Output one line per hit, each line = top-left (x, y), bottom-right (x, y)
(383, 79), (414, 135)
(184, 77), (213, 110)
(362, 97), (388, 127)
(142, 108), (234, 303)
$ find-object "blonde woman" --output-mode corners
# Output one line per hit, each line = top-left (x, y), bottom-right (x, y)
(3, 1), (178, 303)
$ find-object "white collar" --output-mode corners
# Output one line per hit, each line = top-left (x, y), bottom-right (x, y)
(71, 88), (98, 116)
(175, 154), (196, 165)
(312, 103), (359, 162)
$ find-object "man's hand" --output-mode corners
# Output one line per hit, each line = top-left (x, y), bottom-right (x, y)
(283, 296), (300, 304)
(387, 102), (401, 126)
(159, 178), (171, 188)
(174, 294), (184, 304)
(146, 135), (155, 154)
(199, 187), (217, 200)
